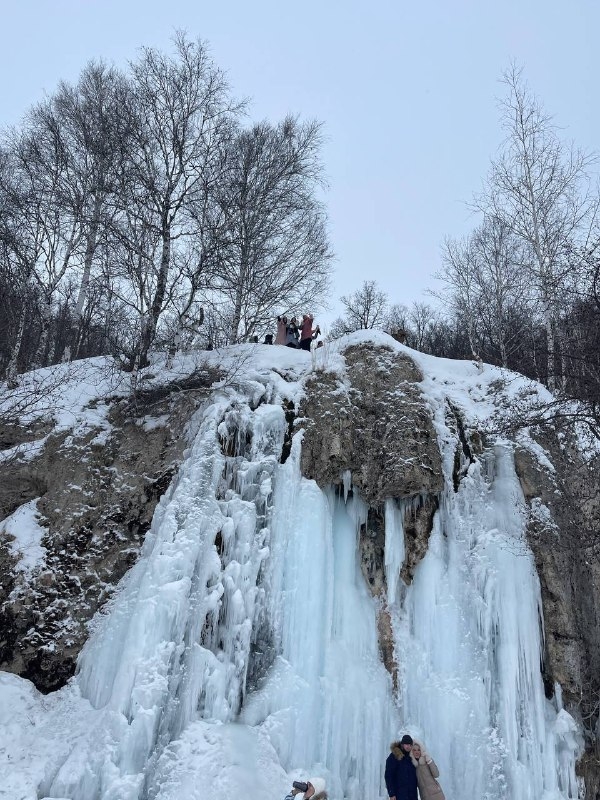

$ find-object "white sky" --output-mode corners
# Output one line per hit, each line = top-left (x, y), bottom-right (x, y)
(1, 0), (598, 326)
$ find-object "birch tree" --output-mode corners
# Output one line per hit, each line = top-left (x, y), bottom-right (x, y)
(31, 62), (134, 359)
(482, 66), (599, 388)
(125, 33), (238, 367)
(214, 117), (332, 342)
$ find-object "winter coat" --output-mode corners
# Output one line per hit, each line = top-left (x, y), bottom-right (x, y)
(300, 316), (314, 341)
(275, 318), (287, 345)
(411, 747), (445, 800)
(285, 323), (299, 347)
(385, 742), (418, 800)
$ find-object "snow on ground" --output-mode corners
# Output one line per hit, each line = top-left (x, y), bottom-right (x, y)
(0, 499), (47, 572)
(0, 330), (553, 455)
(0, 673), (98, 800)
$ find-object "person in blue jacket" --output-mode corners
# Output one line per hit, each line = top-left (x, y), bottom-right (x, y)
(385, 734), (418, 800)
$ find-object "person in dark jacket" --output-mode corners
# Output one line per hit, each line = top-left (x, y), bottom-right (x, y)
(285, 318), (300, 348)
(385, 734), (418, 800)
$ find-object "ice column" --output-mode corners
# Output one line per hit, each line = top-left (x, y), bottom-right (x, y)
(242, 439), (399, 800)
(394, 442), (581, 800)
(46, 392), (287, 800)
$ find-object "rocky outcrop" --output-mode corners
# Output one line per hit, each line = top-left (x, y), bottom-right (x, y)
(299, 342), (444, 688)
(514, 430), (600, 790)
(0, 372), (217, 692)
(298, 343), (443, 504)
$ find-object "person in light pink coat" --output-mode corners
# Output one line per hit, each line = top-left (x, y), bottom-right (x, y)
(275, 315), (287, 345)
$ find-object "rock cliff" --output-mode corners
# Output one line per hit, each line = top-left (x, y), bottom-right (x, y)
(0, 368), (217, 691)
(1, 338), (598, 793)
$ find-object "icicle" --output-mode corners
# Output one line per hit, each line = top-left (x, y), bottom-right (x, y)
(384, 498), (405, 604)
(242, 448), (399, 799)
(342, 469), (352, 502)
(393, 442), (581, 800)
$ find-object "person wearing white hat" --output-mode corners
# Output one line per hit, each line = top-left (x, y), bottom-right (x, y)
(410, 742), (445, 800)
(284, 776), (328, 800)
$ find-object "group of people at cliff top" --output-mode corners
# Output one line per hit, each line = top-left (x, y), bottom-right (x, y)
(275, 314), (321, 351)
(283, 733), (445, 800)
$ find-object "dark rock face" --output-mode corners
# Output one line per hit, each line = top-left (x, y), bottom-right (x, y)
(0, 378), (214, 693)
(299, 343), (443, 504)
(400, 495), (439, 585)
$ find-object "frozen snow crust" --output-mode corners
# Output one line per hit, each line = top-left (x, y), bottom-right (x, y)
(0, 332), (583, 798)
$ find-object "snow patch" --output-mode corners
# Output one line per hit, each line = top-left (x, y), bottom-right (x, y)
(1, 499), (47, 572)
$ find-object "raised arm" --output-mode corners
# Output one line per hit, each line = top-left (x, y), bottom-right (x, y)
(426, 757), (440, 779)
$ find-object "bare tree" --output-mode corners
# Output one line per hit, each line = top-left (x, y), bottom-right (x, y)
(408, 302), (439, 352)
(437, 235), (482, 359)
(30, 62), (134, 360)
(385, 302), (410, 333)
(471, 215), (531, 367)
(214, 116), (332, 342)
(123, 32), (239, 367)
(481, 65), (599, 388)
(330, 280), (388, 337)
(6, 123), (83, 366)
(437, 215), (532, 367)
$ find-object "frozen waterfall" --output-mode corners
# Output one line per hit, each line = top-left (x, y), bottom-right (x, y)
(37, 362), (581, 799)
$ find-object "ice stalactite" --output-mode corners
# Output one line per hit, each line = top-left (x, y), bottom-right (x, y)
(384, 498), (405, 605)
(241, 434), (400, 800)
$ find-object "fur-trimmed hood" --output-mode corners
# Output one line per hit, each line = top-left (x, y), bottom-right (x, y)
(410, 740), (430, 766)
(390, 741), (410, 759)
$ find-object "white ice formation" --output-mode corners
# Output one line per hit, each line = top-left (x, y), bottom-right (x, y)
(0, 336), (584, 799)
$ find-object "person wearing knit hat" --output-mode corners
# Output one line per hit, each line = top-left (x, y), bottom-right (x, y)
(384, 734), (418, 800)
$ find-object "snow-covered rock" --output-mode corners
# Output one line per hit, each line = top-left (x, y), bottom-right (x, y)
(0, 332), (596, 798)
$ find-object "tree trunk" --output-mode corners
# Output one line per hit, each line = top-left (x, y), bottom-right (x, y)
(6, 304), (27, 388)
(67, 194), (103, 361)
(139, 225), (171, 368)
(545, 310), (556, 391)
(35, 297), (53, 367)
(229, 258), (248, 344)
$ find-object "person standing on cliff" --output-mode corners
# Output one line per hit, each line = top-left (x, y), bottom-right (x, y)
(275, 315), (287, 345)
(385, 734), (418, 800)
(285, 317), (300, 348)
(299, 314), (320, 351)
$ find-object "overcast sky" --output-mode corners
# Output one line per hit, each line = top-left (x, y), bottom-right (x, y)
(2, 1), (598, 325)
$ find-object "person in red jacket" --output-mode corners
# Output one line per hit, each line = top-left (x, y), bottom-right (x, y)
(299, 314), (320, 351)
